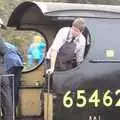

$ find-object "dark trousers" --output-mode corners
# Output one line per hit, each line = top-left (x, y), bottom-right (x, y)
(7, 67), (22, 117)
(0, 75), (13, 120)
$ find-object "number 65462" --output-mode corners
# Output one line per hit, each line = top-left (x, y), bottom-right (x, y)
(63, 89), (120, 108)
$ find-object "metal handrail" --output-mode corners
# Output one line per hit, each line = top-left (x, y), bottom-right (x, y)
(0, 74), (15, 120)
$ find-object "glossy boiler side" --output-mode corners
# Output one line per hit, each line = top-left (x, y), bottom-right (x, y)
(52, 17), (120, 120)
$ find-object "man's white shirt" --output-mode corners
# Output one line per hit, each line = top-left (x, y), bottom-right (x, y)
(46, 27), (86, 64)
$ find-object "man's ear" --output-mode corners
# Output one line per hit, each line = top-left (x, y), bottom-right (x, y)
(1, 24), (7, 29)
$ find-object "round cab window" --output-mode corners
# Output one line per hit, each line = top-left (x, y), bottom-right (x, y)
(5, 30), (46, 72)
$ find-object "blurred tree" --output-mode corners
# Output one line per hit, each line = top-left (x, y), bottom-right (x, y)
(0, 0), (4, 9)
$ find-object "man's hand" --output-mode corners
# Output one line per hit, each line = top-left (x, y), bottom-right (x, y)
(46, 68), (54, 74)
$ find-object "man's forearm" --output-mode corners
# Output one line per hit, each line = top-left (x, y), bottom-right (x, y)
(50, 49), (57, 70)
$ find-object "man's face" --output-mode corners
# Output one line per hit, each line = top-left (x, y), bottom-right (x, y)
(71, 26), (81, 37)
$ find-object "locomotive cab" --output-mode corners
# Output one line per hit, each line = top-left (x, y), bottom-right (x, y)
(7, 1), (120, 120)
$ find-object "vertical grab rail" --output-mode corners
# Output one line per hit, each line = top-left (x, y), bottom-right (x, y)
(11, 74), (15, 120)
(47, 73), (51, 120)
(44, 58), (53, 120)
(44, 72), (53, 120)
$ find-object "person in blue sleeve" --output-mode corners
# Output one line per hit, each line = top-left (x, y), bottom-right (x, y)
(0, 35), (23, 118)
(0, 18), (13, 120)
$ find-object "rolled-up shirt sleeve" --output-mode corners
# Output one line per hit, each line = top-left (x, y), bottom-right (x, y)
(46, 27), (69, 59)
(51, 28), (67, 52)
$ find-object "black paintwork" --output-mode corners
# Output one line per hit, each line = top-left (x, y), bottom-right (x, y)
(52, 18), (120, 120)
(7, 2), (120, 120)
